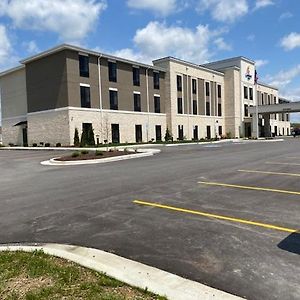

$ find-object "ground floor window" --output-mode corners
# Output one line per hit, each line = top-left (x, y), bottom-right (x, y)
(206, 126), (211, 139)
(135, 125), (142, 143)
(111, 124), (120, 144)
(178, 125), (184, 140)
(155, 125), (162, 141)
(218, 126), (222, 136)
(193, 125), (198, 140)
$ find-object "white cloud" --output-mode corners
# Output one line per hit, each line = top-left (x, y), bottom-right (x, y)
(214, 37), (231, 51)
(279, 12), (293, 21)
(265, 65), (300, 88)
(254, 0), (274, 10)
(23, 41), (40, 54)
(113, 21), (227, 64)
(280, 32), (300, 51)
(197, 0), (248, 23)
(127, 0), (177, 15)
(0, 0), (107, 42)
(255, 59), (268, 68)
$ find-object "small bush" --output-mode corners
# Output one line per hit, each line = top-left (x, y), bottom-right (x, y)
(81, 150), (89, 155)
(56, 143), (61, 147)
(32, 143), (37, 147)
(9, 143), (14, 147)
(72, 151), (80, 157)
(95, 150), (104, 156)
(45, 143), (50, 147)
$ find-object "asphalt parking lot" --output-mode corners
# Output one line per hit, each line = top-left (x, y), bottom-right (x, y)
(0, 139), (299, 300)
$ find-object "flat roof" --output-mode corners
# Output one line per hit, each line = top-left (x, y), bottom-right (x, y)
(202, 56), (255, 68)
(20, 44), (166, 72)
(153, 56), (224, 76)
(0, 65), (25, 78)
(257, 81), (278, 90)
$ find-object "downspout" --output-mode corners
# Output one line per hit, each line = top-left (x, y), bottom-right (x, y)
(146, 67), (150, 142)
(98, 55), (103, 143)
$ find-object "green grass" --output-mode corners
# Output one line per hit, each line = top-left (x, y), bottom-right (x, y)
(0, 251), (167, 300)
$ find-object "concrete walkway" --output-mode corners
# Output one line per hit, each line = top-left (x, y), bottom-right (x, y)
(0, 243), (245, 300)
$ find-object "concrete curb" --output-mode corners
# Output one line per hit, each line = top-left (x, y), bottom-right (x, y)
(41, 148), (160, 166)
(0, 243), (245, 300)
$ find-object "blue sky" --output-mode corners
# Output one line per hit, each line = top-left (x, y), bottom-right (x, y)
(0, 0), (300, 120)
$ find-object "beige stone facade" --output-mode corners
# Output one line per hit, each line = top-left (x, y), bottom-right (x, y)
(0, 45), (291, 146)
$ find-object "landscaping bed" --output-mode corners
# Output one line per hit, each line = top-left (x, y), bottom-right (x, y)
(55, 150), (136, 161)
(0, 250), (166, 300)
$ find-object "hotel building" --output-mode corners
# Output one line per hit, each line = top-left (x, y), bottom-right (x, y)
(0, 44), (290, 146)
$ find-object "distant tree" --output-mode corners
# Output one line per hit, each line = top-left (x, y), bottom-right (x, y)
(164, 127), (173, 142)
(74, 128), (80, 147)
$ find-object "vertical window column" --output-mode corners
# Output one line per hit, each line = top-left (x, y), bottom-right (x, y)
(109, 89), (118, 110)
(80, 84), (91, 108)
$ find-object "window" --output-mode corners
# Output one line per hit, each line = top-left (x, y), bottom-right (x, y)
(244, 86), (248, 99)
(206, 126), (211, 139)
(244, 104), (248, 117)
(193, 125), (198, 141)
(261, 94), (264, 105)
(111, 124), (119, 144)
(82, 123), (92, 138)
(249, 87), (253, 100)
(79, 55), (89, 77)
(155, 125), (162, 141)
(153, 72), (160, 89)
(192, 79), (197, 94)
(178, 125), (184, 140)
(217, 84), (222, 98)
(134, 93), (141, 112)
(206, 102), (210, 116)
(177, 97), (183, 114)
(133, 67), (140, 86)
(274, 96), (277, 104)
(177, 75), (182, 91)
(193, 100), (197, 115)
(135, 125), (142, 143)
(218, 103), (222, 117)
(108, 61), (117, 82)
(219, 126), (223, 136)
(268, 95), (270, 105)
(80, 86), (91, 108)
(205, 82), (210, 97)
(109, 90), (118, 110)
(154, 96), (160, 113)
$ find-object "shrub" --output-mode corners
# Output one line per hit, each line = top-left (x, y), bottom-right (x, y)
(72, 151), (80, 157)
(32, 143), (37, 147)
(74, 128), (80, 147)
(45, 143), (50, 147)
(226, 132), (232, 139)
(95, 150), (104, 156)
(164, 127), (173, 142)
(81, 150), (89, 155)
(56, 143), (61, 147)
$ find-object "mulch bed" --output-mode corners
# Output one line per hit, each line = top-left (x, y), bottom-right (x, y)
(55, 150), (135, 161)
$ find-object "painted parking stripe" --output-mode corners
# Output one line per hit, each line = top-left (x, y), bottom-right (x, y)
(198, 181), (300, 196)
(238, 169), (300, 177)
(133, 200), (297, 233)
(266, 162), (300, 166)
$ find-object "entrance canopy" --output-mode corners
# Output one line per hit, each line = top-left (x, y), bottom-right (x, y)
(249, 101), (300, 115)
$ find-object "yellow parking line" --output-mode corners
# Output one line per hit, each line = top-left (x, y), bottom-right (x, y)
(133, 200), (298, 233)
(198, 181), (300, 196)
(238, 169), (300, 177)
(266, 162), (300, 166)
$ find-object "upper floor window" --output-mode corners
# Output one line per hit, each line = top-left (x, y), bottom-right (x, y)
(109, 89), (118, 110)
(80, 85), (91, 108)
(218, 103), (222, 116)
(192, 79), (197, 94)
(177, 97), (183, 114)
(79, 55), (89, 77)
(217, 84), (222, 98)
(206, 102), (210, 116)
(261, 94), (264, 105)
(244, 104), (248, 117)
(274, 96), (277, 104)
(108, 61), (117, 82)
(133, 67), (140, 86)
(154, 96), (160, 113)
(249, 87), (253, 100)
(153, 72), (160, 89)
(244, 86), (248, 99)
(134, 93), (141, 112)
(193, 100), (197, 115)
(177, 75), (182, 92)
(268, 95), (271, 105)
(205, 82), (210, 97)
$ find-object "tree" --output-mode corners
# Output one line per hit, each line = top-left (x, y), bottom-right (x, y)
(74, 128), (80, 147)
(80, 124), (95, 147)
(164, 127), (173, 142)
(87, 125), (95, 146)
